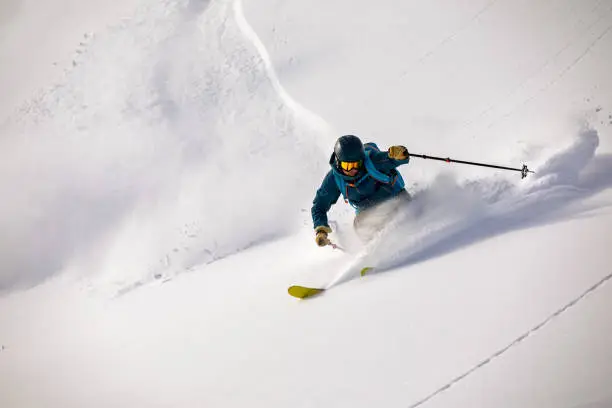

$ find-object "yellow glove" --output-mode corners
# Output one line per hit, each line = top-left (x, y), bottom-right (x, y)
(388, 145), (409, 160)
(314, 225), (332, 247)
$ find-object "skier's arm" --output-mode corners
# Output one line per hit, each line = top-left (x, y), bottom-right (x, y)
(311, 172), (341, 229)
(370, 146), (410, 173)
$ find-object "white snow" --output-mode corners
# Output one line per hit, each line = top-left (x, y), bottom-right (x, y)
(1, 0), (612, 407)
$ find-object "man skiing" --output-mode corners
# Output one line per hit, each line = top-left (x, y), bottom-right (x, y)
(312, 134), (411, 246)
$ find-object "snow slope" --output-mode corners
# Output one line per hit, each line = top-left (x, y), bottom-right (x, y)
(1, 0), (612, 407)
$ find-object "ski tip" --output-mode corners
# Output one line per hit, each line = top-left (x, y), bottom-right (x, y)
(288, 285), (325, 299)
(360, 267), (374, 277)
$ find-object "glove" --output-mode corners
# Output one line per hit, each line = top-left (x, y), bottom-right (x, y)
(314, 225), (332, 247)
(388, 145), (409, 160)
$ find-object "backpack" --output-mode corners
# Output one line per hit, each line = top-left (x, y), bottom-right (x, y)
(332, 143), (405, 208)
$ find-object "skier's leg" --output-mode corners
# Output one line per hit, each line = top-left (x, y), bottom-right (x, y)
(396, 188), (411, 203)
(353, 189), (411, 242)
(353, 207), (378, 243)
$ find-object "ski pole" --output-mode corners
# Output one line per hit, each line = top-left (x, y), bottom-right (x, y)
(408, 153), (534, 178)
(327, 241), (345, 252)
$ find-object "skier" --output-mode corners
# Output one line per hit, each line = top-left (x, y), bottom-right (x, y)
(312, 134), (411, 246)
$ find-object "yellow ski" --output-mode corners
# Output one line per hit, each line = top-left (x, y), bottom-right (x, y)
(360, 267), (374, 276)
(288, 285), (325, 299)
(288, 266), (374, 299)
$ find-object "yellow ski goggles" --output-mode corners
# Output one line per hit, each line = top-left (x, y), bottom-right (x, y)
(340, 160), (362, 171)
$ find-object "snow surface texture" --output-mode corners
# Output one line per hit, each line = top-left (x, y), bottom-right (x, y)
(1, 0), (612, 407)
(1, 0), (331, 293)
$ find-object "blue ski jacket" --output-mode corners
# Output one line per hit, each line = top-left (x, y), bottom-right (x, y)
(311, 143), (410, 229)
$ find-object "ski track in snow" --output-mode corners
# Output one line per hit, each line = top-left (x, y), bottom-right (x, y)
(409, 269), (612, 408)
(457, 0), (612, 135)
(480, 9), (612, 134)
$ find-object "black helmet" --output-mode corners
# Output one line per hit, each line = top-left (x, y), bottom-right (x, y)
(334, 135), (364, 163)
